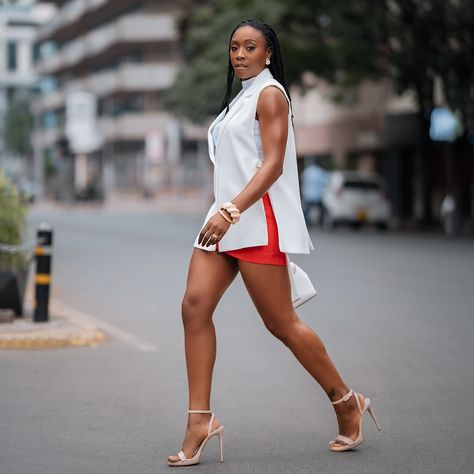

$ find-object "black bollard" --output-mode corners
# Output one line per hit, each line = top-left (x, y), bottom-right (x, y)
(34, 223), (53, 322)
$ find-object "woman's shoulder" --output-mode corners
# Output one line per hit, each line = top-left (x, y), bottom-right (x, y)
(258, 82), (286, 99)
(257, 83), (289, 115)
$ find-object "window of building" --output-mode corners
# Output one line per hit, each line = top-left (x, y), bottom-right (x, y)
(42, 111), (58, 129)
(39, 76), (58, 95)
(115, 94), (145, 115)
(39, 41), (58, 60)
(7, 41), (17, 71)
(32, 43), (41, 64)
(100, 94), (145, 117)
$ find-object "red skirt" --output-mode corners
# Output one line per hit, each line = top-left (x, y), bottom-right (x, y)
(216, 193), (287, 266)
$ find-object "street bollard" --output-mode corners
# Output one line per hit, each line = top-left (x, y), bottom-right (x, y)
(34, 223), (53, 323)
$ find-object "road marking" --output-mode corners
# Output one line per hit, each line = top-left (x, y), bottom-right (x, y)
(49, 300), (159, 352)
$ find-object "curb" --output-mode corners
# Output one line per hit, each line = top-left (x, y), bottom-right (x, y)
(30, 192), (211, 215)
(0, 301), (107, 350)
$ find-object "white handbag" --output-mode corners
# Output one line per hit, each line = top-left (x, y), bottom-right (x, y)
(288, 259), (317, 308)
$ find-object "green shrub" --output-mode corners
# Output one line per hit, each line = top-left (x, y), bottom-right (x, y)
(0, 170), (28, 269)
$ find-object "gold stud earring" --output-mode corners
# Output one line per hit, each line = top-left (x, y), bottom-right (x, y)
(265, 58), (271, 66)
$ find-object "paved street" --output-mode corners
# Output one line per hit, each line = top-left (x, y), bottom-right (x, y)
(1, 203), (473, 474)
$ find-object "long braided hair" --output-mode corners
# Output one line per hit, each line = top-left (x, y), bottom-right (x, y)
(219, 19), (292, 117)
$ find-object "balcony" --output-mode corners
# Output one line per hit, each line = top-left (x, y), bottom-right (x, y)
(32, 90), (64, 114)
(0, 70), (39, 88)
(36, 13), (177, 75)
(89, 63), (178, 95)
(33, 111), (173, 148)
(32, 126), (61, 149)
(37, 0), (108, 42)
(98, 112), (170, 141)
(32, 62), (179, 113)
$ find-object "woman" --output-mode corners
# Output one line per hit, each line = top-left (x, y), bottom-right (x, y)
(167, 19), (381, 467)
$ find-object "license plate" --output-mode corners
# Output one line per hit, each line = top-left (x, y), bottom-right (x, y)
(357, 209), (368, 221)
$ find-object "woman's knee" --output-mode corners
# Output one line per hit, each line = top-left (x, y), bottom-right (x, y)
(268, 317), (328, 354)
(263, 311), (299, 342)
(181, 290), (212, 329)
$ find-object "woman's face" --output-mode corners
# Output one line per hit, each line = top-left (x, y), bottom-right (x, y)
(229, 26), (271, 80)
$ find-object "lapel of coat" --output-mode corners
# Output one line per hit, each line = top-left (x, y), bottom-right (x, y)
(207, 109), (226, 165)
(207, 68), (274, 163)
(207, 88), (245, 163)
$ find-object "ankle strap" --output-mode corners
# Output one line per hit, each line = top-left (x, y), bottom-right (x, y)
(331, 390), (353, 405)
(188, 409), (212, 414)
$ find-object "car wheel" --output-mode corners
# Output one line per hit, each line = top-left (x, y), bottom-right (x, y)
(351, 222), (361, 230)
(375, 222), (388, 231)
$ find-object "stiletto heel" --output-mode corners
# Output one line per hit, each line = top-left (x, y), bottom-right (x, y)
(218, 429), (224, 462)
(329, 389), (382, 452)
(367, 403), (382, 431)
(168, 409), (224, 466)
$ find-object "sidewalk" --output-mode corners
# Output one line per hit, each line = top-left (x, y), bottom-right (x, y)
(0, 188), (211, 349)
(0, 285), (107, 350)
(30, 189), (211, 215)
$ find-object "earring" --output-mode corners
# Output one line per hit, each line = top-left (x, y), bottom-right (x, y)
(265, 58), (271, 66)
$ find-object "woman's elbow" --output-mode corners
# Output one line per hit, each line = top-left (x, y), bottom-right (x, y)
(262, 162), (283, 181)
(267, 166), (283, 182)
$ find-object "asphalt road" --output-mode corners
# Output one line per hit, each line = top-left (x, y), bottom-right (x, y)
(1, 204), (473, 474)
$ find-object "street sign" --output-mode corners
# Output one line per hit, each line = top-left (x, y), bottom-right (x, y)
(145, 130), (165, 163)
(65, 91), (102, 154)
(429, 108), (463, 143)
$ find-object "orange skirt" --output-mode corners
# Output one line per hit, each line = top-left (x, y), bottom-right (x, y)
(216, 193), (287, 266)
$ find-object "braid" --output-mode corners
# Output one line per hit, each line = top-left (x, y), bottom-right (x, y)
(219, 59), (235, 114)
(219, 18), (293, 121)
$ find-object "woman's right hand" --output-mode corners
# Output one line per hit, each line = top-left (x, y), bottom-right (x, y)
(198, 211), (232, 247)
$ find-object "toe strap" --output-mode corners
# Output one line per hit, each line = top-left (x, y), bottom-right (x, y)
(330, 434), (355, 446)
(177, 450), (187, 461)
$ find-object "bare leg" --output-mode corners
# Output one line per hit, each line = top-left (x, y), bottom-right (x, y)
(168, 249), (238, 463)
(238, 260), (365, 447)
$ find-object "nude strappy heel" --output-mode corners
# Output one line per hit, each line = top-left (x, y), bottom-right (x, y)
(167, 410), (224, 467)
(329, 389), (382, 452)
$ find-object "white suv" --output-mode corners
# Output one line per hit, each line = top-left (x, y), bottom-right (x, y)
(321, 170), (391, 230)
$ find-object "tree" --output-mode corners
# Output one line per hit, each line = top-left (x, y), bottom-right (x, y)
(168, 0), (473, 126)
(383, 1), (474, 221)
(165, 0), (390, 122)
(4, 96), (34, 156)
(0, 169), (27, 269)
(167, 0), (473, 222)
(165, 0), (289, 122)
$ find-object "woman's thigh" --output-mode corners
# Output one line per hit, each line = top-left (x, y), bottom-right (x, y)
(183, 249), (239, 318)
(237, 260), (297, 334)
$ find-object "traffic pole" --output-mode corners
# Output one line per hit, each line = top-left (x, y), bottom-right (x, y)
(34, 223), (53, 322)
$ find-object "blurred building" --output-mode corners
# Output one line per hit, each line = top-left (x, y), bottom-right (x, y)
(0, 0), (50, 179)
(33, 0), (191, 200)
(290, 76), (472, 227)
(31, 2), (472, 226)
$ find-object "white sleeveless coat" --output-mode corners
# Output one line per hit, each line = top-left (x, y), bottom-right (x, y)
(194, 67), (314, 254)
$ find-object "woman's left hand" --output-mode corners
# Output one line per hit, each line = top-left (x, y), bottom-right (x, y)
(198, 212), (231, 247)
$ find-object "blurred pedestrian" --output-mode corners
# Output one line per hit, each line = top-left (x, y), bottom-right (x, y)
(302, 158), (329, 226)
(440, 193), (460, 236)
(168, 19), (381, 467)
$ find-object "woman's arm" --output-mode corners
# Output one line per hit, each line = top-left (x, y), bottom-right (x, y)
(198, 85), (288, 247)
(231, 85), (289, 213)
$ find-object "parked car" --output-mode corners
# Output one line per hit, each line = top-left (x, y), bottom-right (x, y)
(321, 170), (391, 230)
